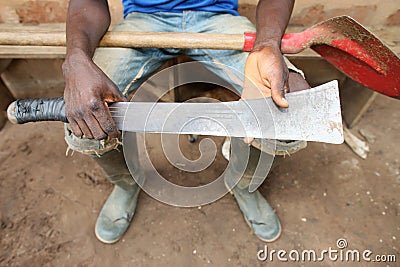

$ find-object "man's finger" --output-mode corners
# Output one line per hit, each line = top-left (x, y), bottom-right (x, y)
(85, 114), (108, 140)
(68, 119), (83, 138)
(93, 104), (120, 138)
(269, 61), (290, 108)
(270, 75), (289, 108)
(106, 91), (126, 103)
(104, 81), (127, 103)
(75, 119), (93, 139)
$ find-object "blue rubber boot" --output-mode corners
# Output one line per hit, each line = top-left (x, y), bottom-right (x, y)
(92, 148), (142, 244)
(225, 138), (281, 242)
(232, 180), (281, 242)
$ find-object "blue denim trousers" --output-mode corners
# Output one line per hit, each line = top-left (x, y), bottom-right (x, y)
(93, 11), (255, 97)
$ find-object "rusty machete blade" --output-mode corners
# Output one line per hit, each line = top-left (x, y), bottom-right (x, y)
(110, 80), (343, 144)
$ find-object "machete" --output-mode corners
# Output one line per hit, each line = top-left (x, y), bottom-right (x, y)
(7, 81), (343, 145)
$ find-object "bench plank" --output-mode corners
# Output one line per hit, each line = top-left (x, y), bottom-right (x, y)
(0, 45), (66, 58)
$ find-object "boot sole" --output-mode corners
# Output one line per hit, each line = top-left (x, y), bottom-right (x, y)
(243, 214), (282, 243)
(95, 227), (121, 244)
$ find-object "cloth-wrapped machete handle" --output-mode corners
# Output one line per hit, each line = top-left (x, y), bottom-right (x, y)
(7, 98), (67, 124)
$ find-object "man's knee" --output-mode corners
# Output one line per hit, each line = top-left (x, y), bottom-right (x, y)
(64, 124), (121, 157)
(284, 56), (310, 93)
(288, 72), (310, 93)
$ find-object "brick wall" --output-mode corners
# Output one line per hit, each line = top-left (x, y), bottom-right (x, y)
(0, 0), (398, 27)
(290, 0), (400, 27)
(0, 0), (123, 25)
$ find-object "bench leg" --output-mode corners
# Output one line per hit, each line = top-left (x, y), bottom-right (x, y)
(340, 77), (377, 128)
(0, 59), (14, 130)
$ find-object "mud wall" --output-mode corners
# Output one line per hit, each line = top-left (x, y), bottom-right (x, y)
(0, 0), (398, 27)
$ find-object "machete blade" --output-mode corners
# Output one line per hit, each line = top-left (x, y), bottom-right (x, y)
(111, 80), (343, 144)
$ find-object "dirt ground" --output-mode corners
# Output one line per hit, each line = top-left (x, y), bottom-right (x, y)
(0, 93), (399, 267)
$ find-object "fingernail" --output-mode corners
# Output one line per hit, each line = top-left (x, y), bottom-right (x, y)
(282, 97), (288, 105)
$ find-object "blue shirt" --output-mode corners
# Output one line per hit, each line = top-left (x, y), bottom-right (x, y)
(122, 0), (239, 17)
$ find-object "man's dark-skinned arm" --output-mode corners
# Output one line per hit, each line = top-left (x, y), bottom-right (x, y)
(62, 0), (125, 140)
(242, 0), (294, 107)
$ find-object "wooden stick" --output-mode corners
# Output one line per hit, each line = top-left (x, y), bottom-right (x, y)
(343, 124), (369, 159)
(0, 31), (245, 50)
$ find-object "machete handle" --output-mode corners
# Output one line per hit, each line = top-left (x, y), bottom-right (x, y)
(7, 97), (67, 124)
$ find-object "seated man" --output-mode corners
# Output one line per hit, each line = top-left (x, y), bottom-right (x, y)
(62, 0), (309, 244)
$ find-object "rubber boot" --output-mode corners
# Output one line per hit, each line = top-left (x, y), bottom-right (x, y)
(92, 147), (142, 244)
(225, 138), (281, 242)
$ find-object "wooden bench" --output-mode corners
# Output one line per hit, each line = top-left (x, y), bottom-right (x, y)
(1, 23), (399, 130)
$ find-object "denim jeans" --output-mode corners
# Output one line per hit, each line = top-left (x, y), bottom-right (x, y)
(93, 11), (256, 97)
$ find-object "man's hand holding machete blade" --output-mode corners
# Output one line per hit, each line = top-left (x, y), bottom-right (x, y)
(243, 0), (294, 105)
(242, 0), (309, 143)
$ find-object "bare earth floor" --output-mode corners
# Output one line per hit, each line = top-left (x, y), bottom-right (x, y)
(0, 94), (399, 267)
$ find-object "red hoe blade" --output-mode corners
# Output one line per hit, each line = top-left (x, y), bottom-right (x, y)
(280, 16), (400, 98)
